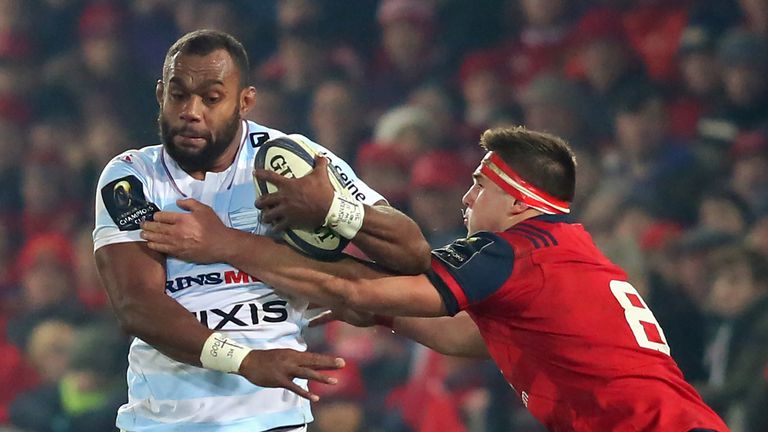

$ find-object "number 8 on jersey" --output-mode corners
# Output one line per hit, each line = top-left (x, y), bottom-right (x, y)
(610, 280), (671, 355)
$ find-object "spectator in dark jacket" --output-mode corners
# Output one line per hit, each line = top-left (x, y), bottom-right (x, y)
(698, 247), (768, 423)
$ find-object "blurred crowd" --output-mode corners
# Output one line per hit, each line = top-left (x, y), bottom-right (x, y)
(0, 0), (767, 431)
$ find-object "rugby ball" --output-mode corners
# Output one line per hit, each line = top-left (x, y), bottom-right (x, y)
(253, 135), (350, 261)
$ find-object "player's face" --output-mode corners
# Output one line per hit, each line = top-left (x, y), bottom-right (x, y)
(461, 166), (515, 235)
(158, 49), (243, 172)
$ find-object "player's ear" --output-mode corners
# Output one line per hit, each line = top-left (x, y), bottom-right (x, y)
(155, 79), (164, 106)
(508, 198), (529, 216)
(239, 86), (257, 116)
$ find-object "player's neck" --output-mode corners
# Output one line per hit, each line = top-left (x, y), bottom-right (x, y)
(504, 208), (543, 230)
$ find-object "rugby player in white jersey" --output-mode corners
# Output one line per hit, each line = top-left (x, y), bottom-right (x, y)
(93, 30), (430, 432)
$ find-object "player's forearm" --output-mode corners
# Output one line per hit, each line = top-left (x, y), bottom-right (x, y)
(220, 230), (447, 317)
(113, 293), (212, 365)
(95, 244), (212, 366)
(352, 205), (431, 274)
(221, 229), (386, 307)
(388, 313), (490, 358)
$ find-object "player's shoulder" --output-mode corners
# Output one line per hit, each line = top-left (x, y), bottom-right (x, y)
(244, 120), (332, 157)
(245, 119), (284, 136)
(504, 227), (556, 253)
(102, 144), (163, 175)
(96, 145), (166, 193)
(243, 120), (287, 150)
(502, 215), (576, 253)
(433, 231), (514, 268)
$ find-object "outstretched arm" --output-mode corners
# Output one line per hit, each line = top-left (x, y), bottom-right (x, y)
(311, 309), (489, 358)
(349, 202), (432, 274)
(141, 199), (447, 317)
(255, 156), (431, 274)
(389, 314), (489, 358)
(224, 229), (446, 317)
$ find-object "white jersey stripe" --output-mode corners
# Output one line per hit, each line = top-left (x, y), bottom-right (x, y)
(117, 403), (311, 432)
(127, 369), (273, 401)
(126, 335), (305, 374)
(119, 392), (311, 424)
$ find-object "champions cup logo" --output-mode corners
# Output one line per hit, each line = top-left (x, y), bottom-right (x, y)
(101, 175), (159, 231)
(113, 180), (132, 209)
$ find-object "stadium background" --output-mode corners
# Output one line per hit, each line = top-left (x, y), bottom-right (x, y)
(1, 0), (767, 431)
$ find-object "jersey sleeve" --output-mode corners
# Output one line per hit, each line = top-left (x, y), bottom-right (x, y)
(426, 231), (515, 316)
(304, 138), (385, 206)
(93, 155), (160, 251)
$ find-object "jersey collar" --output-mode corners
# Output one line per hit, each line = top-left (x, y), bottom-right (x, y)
(529, 213), (572, 224)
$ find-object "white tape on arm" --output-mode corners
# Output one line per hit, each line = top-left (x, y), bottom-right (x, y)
(200, 332), (252, 373)
(324, 191), (365, 239)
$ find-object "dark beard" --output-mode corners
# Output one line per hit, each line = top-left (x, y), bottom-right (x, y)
(158, 106), (241, 173)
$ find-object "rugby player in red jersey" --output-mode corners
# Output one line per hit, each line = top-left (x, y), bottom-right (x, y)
(142, 126), (729, 431)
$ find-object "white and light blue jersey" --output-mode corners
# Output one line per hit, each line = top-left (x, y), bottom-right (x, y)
(93, 120), (383, 431)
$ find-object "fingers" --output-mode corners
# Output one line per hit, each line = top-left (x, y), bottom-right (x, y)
(279, 352), (344, 402)
(292, 366), (338, 386)
(282, 379), (320, 402)
(271, 219), (290, 233)
(308, 310), (337, 328)
(313, 154), (329, 172)
(245, 349), (344, 402)
(254, 192), (281, 209)
(256, 195), (291, 231)
(140, 228), (169, 243)
(310, 155), (333, 187)
(177, 198), (204, 211)
(298, 352), (346, 370)
(141, 220), (173, 235)
(260, 205), (284, 225)
(149, 211), (183, 224)
(140, 226), (180, 255)
(178, 198), (218, 219)
(253, 168), (287, 185)
(259, 205), (290, 231)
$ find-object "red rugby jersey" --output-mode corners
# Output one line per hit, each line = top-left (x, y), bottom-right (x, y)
(427, 215), (728, 432)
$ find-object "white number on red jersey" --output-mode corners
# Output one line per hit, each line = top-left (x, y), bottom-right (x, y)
(610, 280), (671, 355)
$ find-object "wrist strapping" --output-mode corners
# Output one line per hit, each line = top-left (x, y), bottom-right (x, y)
(324, 191), (365, 239)
(200, 332), (252, 373)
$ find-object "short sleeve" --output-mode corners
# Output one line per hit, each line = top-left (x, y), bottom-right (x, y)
(426, 232), (515, 315)
(93, 156), (159, 251)
(307, 140), (385, 206)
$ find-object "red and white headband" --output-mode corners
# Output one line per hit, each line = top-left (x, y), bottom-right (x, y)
(480, 152), (570, 214)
